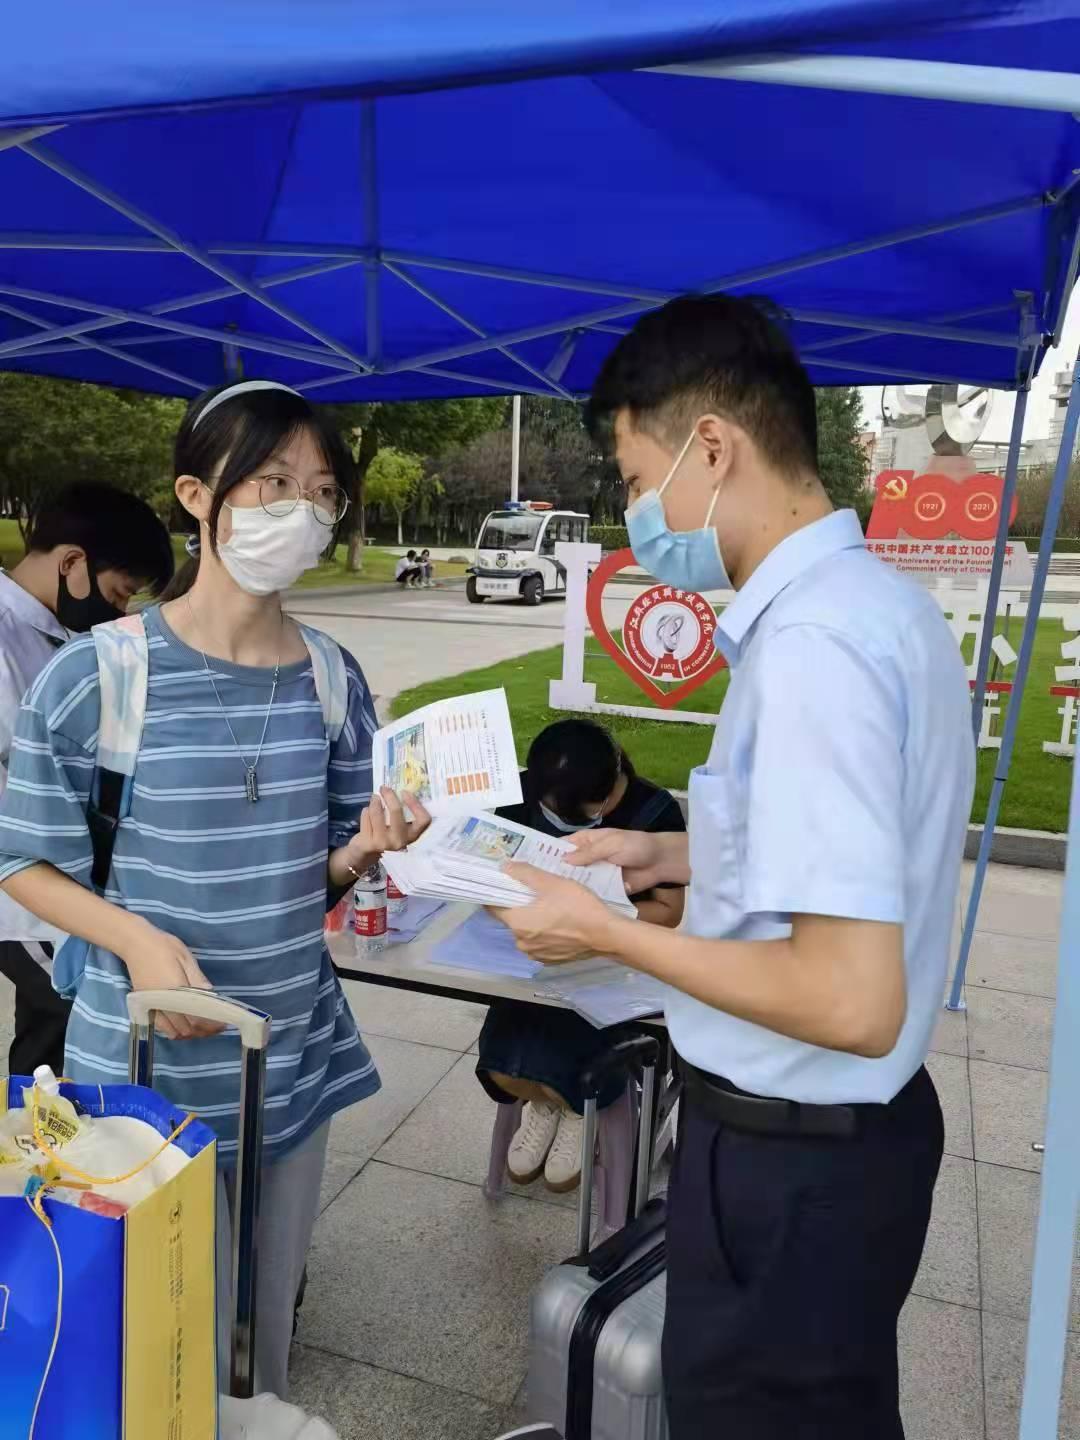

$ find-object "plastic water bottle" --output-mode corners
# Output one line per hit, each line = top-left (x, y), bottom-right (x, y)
(353, 864), (387, 956)
(385, 871), (407, 919)
(33, 1064), (61, 1097)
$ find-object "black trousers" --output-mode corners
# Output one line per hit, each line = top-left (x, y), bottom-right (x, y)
(0, 940), (71, 1076)
(662, 1065), (944, 1440)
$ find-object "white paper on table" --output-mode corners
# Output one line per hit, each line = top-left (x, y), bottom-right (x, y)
(382, 810), (637, 917)
(429, 909), (545, 979)
(533, 967), (668, 1029)
(372, 689), (522, 817)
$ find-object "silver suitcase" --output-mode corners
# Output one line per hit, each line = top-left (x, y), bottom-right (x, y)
(128, 986), (271, 1399)
(526, 1035), (669, 1440)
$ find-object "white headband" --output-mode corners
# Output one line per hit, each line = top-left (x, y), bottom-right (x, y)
(192, 380), (303, 429)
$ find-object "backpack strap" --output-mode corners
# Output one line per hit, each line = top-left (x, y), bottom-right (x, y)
(83, 618), (344, 893)
(298, 623), (348, 744)
(87, 613), (150, 893)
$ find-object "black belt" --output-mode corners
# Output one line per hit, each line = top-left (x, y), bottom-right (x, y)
(679, 1058), (859, 1139)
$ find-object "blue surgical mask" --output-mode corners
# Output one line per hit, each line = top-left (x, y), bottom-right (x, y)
(538, 800), (604, 834)
(625, 429), (730, 592)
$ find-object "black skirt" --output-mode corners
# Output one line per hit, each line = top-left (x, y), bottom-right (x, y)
(476, 999), (630, 1112)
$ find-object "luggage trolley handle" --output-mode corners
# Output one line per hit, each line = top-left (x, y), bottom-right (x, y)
(126, 988), (272, 1401)
(577, 1035), (660, 1258)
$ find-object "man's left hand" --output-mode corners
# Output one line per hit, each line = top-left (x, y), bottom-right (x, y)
(490, 863), (611, 964)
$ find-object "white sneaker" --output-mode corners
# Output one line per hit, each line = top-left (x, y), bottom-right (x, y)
(544, 1109), (585, 1193)
(507, 1099), (560, 1184)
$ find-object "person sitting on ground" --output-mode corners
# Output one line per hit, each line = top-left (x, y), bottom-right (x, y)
(418, 548), (435, 588)
(394, 550), (423, 588)
(476, 719), (685, 1192)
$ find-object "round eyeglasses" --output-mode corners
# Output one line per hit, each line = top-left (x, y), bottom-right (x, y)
(244, 475), (349, 526)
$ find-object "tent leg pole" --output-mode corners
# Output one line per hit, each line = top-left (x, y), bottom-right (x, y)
(970, 387), (1028, 741)
(1018, 697), (1080, 1437)
(947, 366), (1080, 1010)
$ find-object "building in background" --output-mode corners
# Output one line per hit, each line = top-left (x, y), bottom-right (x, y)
(1050, 362), (1080, 461)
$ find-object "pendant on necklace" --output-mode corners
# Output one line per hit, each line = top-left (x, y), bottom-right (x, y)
(245, 768), (260, 804)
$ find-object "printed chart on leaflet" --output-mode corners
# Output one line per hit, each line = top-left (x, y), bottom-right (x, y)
(373, 688), (522, 816)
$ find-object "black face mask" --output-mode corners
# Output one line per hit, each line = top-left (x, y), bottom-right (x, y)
(56, 568), (125, 633)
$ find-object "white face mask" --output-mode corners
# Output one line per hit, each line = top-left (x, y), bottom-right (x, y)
(217, 501), (328, 596)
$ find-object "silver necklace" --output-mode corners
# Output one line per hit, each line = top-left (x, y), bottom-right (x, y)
(186, 597), (281, 803)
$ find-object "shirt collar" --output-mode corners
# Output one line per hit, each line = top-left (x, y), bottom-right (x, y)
(715, 509), (865, 663)
(0, 570), (68, 643)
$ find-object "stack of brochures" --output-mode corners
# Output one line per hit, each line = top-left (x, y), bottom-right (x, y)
(381, 810), (638, 918)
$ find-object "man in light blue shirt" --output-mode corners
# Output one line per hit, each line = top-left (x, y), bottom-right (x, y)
(495, 294), (974, 1438)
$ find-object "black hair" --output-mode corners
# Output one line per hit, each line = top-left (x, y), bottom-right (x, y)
(26, 481), (174, 595)
(524, 719), (635, 823)
(585, 294), (818, 480)
(164, 382), (351, 599)
(406, 549), (417, 559)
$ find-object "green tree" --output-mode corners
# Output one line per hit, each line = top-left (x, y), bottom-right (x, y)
(364, 447), (424, 546)
(0, 374), (185, 532)
(1013, 460), (1080, 539)
(814, 387), (870, 513)
(325, 397), (506, 566)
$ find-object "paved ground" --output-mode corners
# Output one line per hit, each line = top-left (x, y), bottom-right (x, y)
(0, 860), (1072, 1438)
(286, 580), (663, 717)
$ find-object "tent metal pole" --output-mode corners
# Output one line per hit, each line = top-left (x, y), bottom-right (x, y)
(0, 232), (671, 302)
(0, 283), (365, 371)
(545, 331), (581, 383)
(18, 139), (373, 372)
(809, 356), (1001, 386)
(969, 387), (1028, 743)
(802, 301), (1020, 355)
(651, 55), (1080, 115)
(947, 364), (1080, 1011)
(510, 396), (521, 503)
(383, 191), (1047, 374)
(384, 260), (574, 399)
(1018, 740), (1080, 1438)
(0, 125), (59, 153)
(390, 189), (1045, 300)
(0, 257), (362, 362)
(1051, 222), (1080, 348)
(0, 297), (203, 391)
(384, 249), (668, 301)
(787, 308), (1017, 348)
(361, 101), (382, 367)
(297, 364), (565, 402)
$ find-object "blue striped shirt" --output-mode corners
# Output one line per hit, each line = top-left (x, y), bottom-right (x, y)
(0, 605), (380, 1161)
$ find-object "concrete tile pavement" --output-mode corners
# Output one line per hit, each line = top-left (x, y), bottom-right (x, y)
(0, 859), (1074, 1438)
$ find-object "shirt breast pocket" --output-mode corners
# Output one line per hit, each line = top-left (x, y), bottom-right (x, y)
(686, 764), (745, 935)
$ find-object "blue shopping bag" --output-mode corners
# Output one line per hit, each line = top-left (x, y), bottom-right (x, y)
(0, 1076), (217, 1440)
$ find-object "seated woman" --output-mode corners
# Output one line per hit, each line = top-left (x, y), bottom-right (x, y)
(476, 719), (685, 1192)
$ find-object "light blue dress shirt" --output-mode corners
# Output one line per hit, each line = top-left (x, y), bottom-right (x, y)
(669, 509), (975, 1104)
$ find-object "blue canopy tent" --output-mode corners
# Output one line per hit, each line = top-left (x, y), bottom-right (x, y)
(2, 5), (1080, 1432)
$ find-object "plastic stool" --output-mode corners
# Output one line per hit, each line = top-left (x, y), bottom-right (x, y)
(484, 1083), (637, 1242)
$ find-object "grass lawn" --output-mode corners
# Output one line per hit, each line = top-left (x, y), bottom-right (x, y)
(392, 615), (1074, 834)
(0, 519), (466, 590)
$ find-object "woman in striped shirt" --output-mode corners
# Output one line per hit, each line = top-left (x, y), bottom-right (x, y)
(0, 381), (430, 1397)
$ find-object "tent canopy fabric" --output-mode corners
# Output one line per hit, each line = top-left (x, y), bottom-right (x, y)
(4, 4), (1076, 126)
(0, 3), (1078, 404)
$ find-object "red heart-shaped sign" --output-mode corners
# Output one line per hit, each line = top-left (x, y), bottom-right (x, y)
(585, 548), (727, 710)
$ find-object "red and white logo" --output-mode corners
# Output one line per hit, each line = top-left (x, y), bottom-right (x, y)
(866, 470), (1017, 541)
(622, 585), (717, 680)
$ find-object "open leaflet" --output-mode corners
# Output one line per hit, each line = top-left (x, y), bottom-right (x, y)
(373, 688), (522, 817)
(381, 810), (638, 919)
